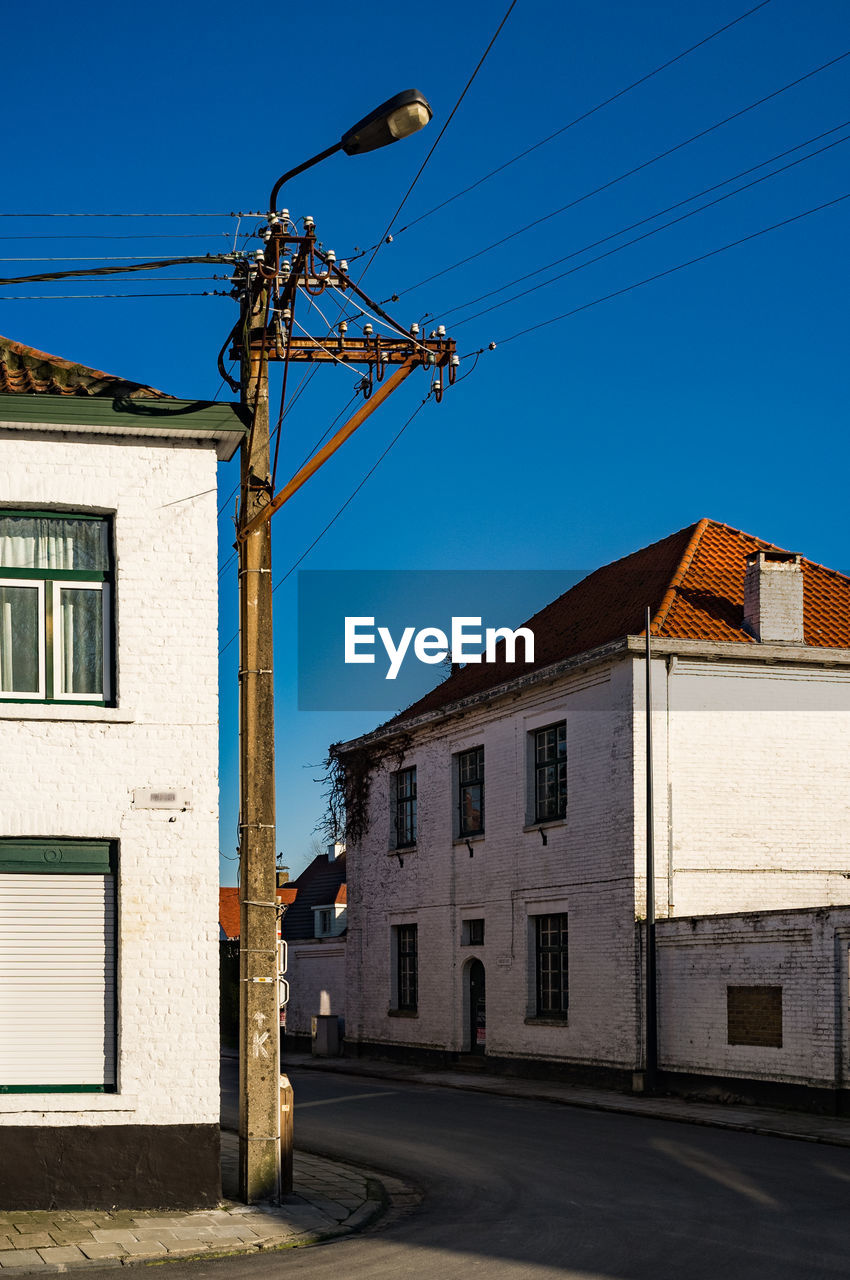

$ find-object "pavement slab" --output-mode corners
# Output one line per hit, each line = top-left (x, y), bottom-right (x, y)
(0, 1139), (407, 1273)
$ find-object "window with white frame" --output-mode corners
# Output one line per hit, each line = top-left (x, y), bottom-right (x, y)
(0, 512), (112, 704)
(532, 721), (567, 821)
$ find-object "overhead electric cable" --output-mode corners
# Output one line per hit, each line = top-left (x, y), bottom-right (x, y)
(486, 192), (850, 348)
(0, 292), (218, 300)
(390, 50), (850, 301)
(356, 0), (773, 254)
(0, 254), (232, 287)
(451, 132), (850, 327)
(439, 121), (850, 321)
(354, 0), (519, 284)
(219, 394), (436, 657)
(0, 211), (262, 219)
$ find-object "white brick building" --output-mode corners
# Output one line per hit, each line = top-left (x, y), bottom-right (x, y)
(0, 336), (244, 1208)
(336, 520), (850, 1102)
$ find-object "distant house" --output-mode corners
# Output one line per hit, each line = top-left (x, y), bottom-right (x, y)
(281, 847), (347, 1047)
(219, 886), (241, 941)
(0, 334), (244, 1208)
(336, 520), (850, 1106)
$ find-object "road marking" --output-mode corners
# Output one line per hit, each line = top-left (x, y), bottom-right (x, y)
(297, 1089), (399, 1108)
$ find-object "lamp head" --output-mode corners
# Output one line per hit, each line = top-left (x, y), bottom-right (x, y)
(341, 89), (432, 156)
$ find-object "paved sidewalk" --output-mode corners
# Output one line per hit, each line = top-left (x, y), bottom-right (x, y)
(0, 1135), (391, 1274)
(283, 1050), (850, 1148)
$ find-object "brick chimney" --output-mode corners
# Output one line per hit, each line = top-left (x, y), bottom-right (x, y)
(743, 551), (804, 643)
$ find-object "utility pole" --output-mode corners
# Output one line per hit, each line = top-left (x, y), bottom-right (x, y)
(233, 89), (447, 1206)
(237, 278), (280, 1202)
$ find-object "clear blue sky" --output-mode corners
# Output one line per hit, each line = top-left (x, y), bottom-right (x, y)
(3, 0), (847, 882)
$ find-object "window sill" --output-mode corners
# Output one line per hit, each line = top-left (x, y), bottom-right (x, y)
(0, 704), (133, 723)
(387, 846), (417, 857)
(522, 818), (566, 834)
(453, 833), (485, 846)
(524, 1016), (569, 1027)
(387, 1009), (418, 1018)
(0, 1093), (138, 1113)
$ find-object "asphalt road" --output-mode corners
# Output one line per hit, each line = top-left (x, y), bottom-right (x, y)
(206, 1061), (850, 1279)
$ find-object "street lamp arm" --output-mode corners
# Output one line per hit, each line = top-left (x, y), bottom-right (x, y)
(268, 141), (343, 214)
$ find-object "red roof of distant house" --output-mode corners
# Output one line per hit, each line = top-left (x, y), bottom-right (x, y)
(383, 519), (850, 727)
(335, 885), (347, 906)
(277, 887), (298, 907)
(219, 887), (240, 941)
(0, 334), (172, 399)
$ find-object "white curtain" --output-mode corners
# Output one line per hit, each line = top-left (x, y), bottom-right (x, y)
(0, 516), (107, 572)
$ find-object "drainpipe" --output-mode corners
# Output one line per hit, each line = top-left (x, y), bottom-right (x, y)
(645, 607), (658, 1092)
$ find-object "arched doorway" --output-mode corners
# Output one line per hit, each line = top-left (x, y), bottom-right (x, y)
(468, 959), (486, 1055)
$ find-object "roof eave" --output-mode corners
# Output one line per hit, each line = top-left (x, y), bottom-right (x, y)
(0, 393), (247, 461)
(336, 632), (850, 755)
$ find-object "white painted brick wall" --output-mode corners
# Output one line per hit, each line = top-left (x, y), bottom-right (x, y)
(0, 436), (220, 1128)
(285, 941), (346, 1036)
(348, 644), (850, 1078)
(656, 906), (850, 1088)
(634, 657), (850, 921)
(346, 659), (642, 1070)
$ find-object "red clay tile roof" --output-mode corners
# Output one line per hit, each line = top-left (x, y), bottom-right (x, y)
(383, 519), (850, 727)
(335, 884), (347, 906)
(277, 887), (298, 907)
(0, 334), (172, 398)
(219, 887), (241, 941)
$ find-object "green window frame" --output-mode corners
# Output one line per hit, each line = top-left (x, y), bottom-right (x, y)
(0, 510), (114, 705)
(0, 839), (117, 1093)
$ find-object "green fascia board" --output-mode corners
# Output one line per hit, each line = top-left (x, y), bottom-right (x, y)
(0, 394), (247, 461)
(0, 838), (115, 874)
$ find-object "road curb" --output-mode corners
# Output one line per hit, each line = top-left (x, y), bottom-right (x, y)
(289, 1057), (850, 1150)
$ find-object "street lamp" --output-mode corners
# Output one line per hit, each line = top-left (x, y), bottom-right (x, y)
(240, 90), (433, 1207)
(268, 89), (432, 211)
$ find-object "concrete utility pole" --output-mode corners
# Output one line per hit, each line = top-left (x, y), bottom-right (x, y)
(235, 89), (447, 1206)
(237, 280), (280, 1202)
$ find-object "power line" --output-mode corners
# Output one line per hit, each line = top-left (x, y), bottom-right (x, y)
(0, 210), (263, 219)
(0, 254), (232, 287)
(218, 394), (436, 658)
(353, 0), (519, 284)
(0, 291), (219, 300)
(438, 121), (850, 322)
(218, 390), (363, 581)
(450, 131), (850, 328)
(487, 192), (850, 348)
(389, 50), (850, 301)
(373, 0), (775, 246)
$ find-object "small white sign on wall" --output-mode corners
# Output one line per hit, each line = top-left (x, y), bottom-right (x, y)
(132, 788), (192, 810)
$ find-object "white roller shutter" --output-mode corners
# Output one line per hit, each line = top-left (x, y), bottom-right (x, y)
(0, 872), (116, 1089)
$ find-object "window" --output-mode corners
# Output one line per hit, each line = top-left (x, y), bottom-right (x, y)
(462, 918), (485, 946)
(533, 722), (567, 821)
(458, 746), (484, 836)
(392, 767), (417, 848)
(0, 840), (116, 1092)
(534, 913), (568, 1017)
(0, 512), (112, 703)
(317, 908), (333, 936)
(396, 924), (418, 1012)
